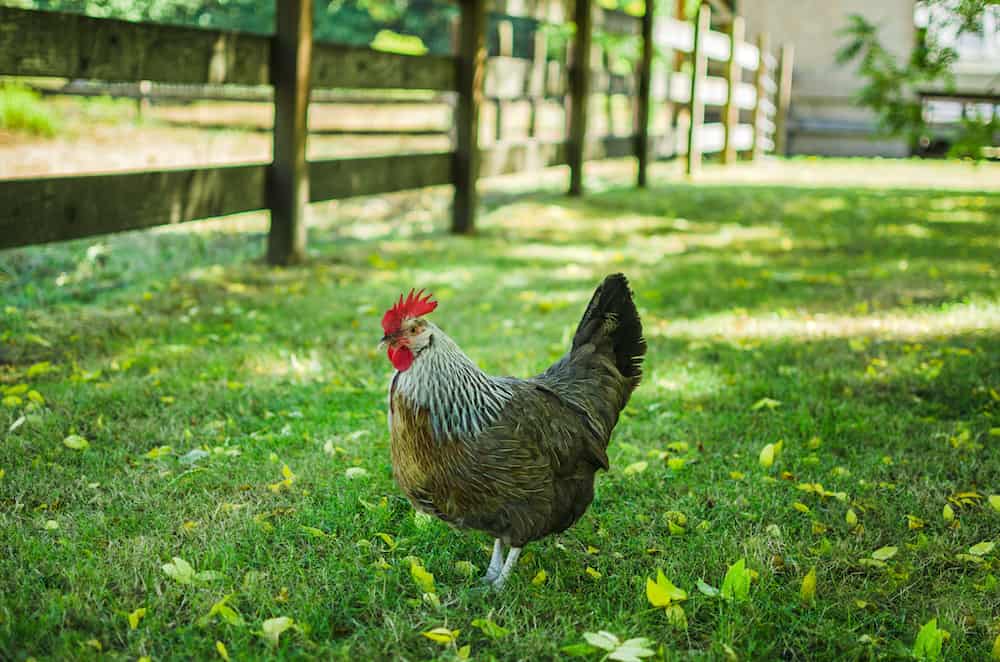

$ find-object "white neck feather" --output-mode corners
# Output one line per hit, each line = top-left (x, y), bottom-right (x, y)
(392, 322), (514, 441)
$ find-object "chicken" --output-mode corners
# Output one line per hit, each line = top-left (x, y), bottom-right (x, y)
(382, 274), (645, 588)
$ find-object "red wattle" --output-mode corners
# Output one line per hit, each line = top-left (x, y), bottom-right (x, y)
(388, 345), (414, 371)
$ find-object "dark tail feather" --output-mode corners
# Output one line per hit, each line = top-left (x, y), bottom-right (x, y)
(573, 273), (646, 381)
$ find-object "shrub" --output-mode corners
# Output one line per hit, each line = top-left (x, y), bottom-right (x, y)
(0, 82), (60, 136)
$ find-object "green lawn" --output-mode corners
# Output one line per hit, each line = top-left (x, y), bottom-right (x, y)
(2, 158), (999, 661)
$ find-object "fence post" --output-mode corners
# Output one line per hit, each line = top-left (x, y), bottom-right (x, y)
(685, 2), (709, 176)
(495, 19), (513, 142)
(452, 0), (486, 234)
(267, 0), (312, 265)
(527, 8), (548, 139)
(567, 0), (593, 196)
(751, 31), (770, 160)
(774, 43), (794, 156)
(635, 0), (654, 187)
(721, 16), (744, 164)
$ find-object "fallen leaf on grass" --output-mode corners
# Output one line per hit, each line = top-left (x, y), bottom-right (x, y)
(532, 569), (548, 585)
(800, 567), (817, 604)
(261, 616), (294, 647)
(128, 607), (146, 630)
(751, 398), (781, 411)
(721, 558), (751, 603)
(969, 541), (995, 557)
(410, 559), (435, 594)
(871, 546), (898, 561)
(623, 461), (648, 476)
(421, 627), (459, 644)
(912, 618), (948, 661)
(471, 617), (510, 639)
(63, 435), (89, 450)
(646, 569), (687, 608)
(215, 641), (230, 661)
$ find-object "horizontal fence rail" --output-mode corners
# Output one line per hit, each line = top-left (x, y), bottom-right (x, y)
(0, 3), (791, 262)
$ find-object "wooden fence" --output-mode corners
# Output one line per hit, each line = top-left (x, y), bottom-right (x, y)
(0, 1), (792, 264)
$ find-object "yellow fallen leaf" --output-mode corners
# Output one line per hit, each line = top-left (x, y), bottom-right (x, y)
(646, 569), (687, 608)
(992, 632), (1000, 660)
(458, 644), (472, 660)
(128, 607), (147, 630)
(846, 509), (858, 526)
(969, 541), (995, 556)
(421, 627), (459, 644)
(63, 435), (89, 450)
(729, 471), (745, 480)
(410, 559), (436, 594)
(585, 566), (602, 580)
(27, 390), (44, 405)
(531, 569), (548, 585)
(759, 444), (776, 468)
(800, 567), (817, 604)
(623, 461), (648, 476)
(44, 519), (59, 530)
(261, 616), (294, 647)
(942, 504), (955, 522)
(989, 495), (1000, 512)
(905, 515), (925, 530)
(793, 502), (811, 513)
(871, 546), (898, 561)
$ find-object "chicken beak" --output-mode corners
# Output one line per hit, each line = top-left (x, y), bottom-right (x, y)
(378, 332), (396, 350)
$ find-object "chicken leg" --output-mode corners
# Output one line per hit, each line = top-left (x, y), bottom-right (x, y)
(482, 538), (504, 583)
(490, 547), (521, 590)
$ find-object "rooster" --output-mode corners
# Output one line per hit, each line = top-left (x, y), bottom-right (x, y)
(382, 274), (645, 588)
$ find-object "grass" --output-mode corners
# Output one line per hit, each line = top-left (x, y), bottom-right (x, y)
(2, 158), (999, 661)
(0, 83), (60, 136)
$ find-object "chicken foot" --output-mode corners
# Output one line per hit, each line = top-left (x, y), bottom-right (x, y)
(490, 547), (521, 590)
(481, 538), (504, 583)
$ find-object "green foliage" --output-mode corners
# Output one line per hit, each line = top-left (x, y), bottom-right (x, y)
(0, 83), (60, 136)
(837, 1), (998, 155)
(1, 160), (999, 659)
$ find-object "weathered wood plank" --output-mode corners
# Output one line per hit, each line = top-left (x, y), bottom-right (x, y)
(567, 0), (594, 196)
(267, 0), (312, 265)
(752, 31), (770, 159)
(597, 8), (641, 35)
(0, 165), (267, 250)
(452, 0), (487, 233)
(655, 16), (729, 60)
(0, 7), (270, 85)
(722, 16), (744, 164)
(686, 3), (710, 175)
(481, 141), (568, 176)
(636, 0), (655, 187)
(309, 152), (453, 201)
(774, 43), (795, 156)
(312, 42), (456, 91)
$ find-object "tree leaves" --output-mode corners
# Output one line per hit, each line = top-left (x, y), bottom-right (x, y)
(128, 607), (147, 630)
(871, 546), (898, 561)
(571, 631), (656, 662)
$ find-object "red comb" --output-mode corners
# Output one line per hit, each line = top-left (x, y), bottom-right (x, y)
(382, 289), (438, 334)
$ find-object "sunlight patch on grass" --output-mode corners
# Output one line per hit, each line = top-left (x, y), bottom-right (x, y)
(652, 301), (1000, 341)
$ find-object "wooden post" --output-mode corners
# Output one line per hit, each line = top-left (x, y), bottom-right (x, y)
(567, 0), (593, 196)
(751, 31), (770, 160)
(721, 16), (744, 164)
(685, 3), (709, 176)
(774, 43), (794, 156)
(636, 0), (654, 187)
(267, 0), (312, 265)
(452, 0), (486, 234)
(495, 19), (514, 142)
(527, 12), (548, 139)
